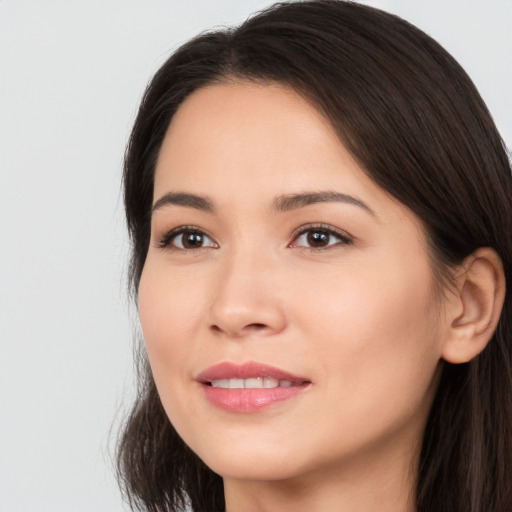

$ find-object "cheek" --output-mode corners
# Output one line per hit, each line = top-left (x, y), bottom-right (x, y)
(284, 265), (443, 465)
(296, 255), (438, 340)
(137, 261), (212, 438)
(296, 257), (442, 403)
(138, 262), (203, 382)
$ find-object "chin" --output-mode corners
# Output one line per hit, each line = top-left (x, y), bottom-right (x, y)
(189, 434), (310, 482)
(205, 453), (303, 482)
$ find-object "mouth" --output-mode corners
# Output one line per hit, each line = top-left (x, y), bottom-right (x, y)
(208, 377), (306, 389)
(196, 361), (311, 413)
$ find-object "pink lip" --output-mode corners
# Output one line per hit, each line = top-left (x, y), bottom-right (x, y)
(196, 361), (311, 413)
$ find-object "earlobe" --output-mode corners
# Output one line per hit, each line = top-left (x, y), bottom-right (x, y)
(441, 247), (506, 364)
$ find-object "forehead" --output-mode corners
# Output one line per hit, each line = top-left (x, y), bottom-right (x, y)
(157, 81), (340, 176)
(155, 82), (381, 203)
(153, 82), (425, 238)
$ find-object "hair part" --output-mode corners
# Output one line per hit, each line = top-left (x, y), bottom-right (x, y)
(118, 2), (512, 511)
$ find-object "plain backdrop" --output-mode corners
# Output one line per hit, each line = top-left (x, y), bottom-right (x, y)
(0, 1), (510, 511)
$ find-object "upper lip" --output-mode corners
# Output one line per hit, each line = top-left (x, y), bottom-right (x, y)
(196, 361), (310, 384)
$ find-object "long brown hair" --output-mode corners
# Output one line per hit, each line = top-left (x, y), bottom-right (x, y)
(117, 2), (512, 511)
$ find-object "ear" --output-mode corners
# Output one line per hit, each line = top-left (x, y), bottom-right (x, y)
(441, 247), (506, 364)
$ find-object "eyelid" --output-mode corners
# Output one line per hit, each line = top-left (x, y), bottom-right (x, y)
(288, 223), (353, 249)
(155, 225), (218, 250)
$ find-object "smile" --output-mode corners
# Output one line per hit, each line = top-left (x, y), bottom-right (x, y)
(210, 377), (301, 389)
(196, 362), (311, 412)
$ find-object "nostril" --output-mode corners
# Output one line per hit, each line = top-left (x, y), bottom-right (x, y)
(209, 322), (269, 336)
(246, 323), (267, 330)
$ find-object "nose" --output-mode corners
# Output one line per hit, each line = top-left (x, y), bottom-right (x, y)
(208, 251), (287, 339)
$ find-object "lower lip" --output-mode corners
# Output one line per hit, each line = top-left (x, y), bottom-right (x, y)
(201, 384), (309, 413)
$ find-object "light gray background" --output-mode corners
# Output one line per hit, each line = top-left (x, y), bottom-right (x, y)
(0, 1), (510, 511)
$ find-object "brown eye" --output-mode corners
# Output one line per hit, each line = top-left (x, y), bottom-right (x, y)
(158, 227), (217, 250)
(306, 230), (330, 247)
(292, 226), (352, 249)
(178, 231), (206, 249)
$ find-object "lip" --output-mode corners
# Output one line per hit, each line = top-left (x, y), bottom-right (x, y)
(196, 361), (311, 413)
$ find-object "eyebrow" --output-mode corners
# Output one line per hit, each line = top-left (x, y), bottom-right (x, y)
(152, 192), (215, 213)
(272, 191), (375, 216)
(151, 190), (375, 216)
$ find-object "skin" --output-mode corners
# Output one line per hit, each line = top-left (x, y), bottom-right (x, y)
(138, 82), (460, 512)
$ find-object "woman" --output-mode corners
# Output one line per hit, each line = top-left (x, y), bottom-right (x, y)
(116, 1), (512, 511)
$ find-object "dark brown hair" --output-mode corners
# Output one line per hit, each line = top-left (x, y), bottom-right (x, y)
(117, 2), (512, 511)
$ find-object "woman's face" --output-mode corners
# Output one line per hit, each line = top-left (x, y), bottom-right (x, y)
(139, 82), (447, 483)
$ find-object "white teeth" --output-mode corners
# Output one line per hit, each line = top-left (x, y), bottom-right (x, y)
(211, 379), (230, 388)
(210, 378), (298, 389)
(245, 377), (263, 388)
(263, 377), (279, 388)
(229, 378), (244, 389)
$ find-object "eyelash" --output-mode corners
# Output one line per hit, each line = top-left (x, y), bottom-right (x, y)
(290, 223), (353, 250)
(156, 225), (216, 251)
(156, 223), (353, 251)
